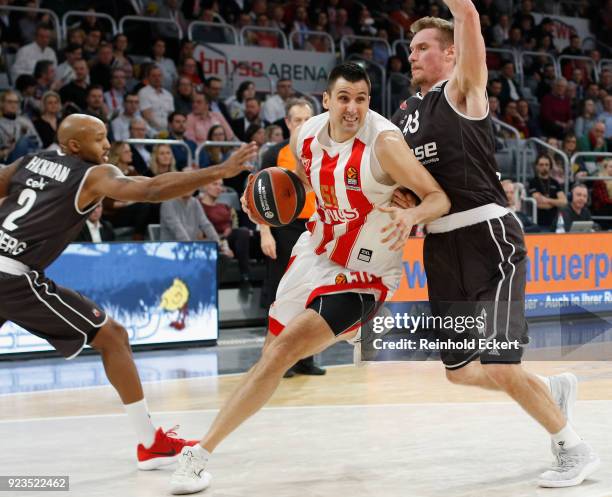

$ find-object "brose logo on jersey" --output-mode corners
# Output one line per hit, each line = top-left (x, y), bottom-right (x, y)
(320, 207), (360, 223)
(413, 141), (439, 165)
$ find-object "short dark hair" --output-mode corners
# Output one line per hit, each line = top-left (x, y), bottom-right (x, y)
(64, 43), (82, 54)
(205, 76), (222, 87)
(87, 84), (104, 95)
(168, 111), (186, 123)
(34, 60), (54, 79)
(326, 62), (371, 94)
(245, 96), (260, 105)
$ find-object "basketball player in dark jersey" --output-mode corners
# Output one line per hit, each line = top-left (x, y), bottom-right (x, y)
(0, 114), (256, 469)
(390, 2), (599, 487)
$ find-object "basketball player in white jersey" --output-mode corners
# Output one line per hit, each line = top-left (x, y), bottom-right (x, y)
(390, 0), (600, 487)
(168, 62), (451, 494)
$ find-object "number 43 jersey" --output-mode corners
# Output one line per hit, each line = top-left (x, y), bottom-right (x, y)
(390, 80), (507, 214)
(0, 151), (98, 270)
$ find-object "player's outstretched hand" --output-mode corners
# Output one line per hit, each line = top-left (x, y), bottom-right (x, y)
(392, 188), (418, 209)
(378, 205), (415, 251)
(221, 142), (258, 178)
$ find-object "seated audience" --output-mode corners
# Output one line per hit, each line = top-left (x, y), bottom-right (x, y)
(528, 154), (568, 231)
(76, 204), (116, 242)
(591, 158), (612, 229)
(554, 183), (593, 231)
(33, 91), (62, 149)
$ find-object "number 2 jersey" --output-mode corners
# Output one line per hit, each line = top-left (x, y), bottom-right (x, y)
(0, 151), (98, 270)
(296, 109), (403, 280)
(390, 80), (507, 214)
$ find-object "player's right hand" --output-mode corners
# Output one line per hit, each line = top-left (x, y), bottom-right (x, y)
(392, 188), (418, 209)
(260, 230), (277, 259)
(221, 142), (258, 178)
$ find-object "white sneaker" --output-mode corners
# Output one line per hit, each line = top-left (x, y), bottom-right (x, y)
(169, 446), (212, 495)
(538, 442), (601, 488)
(549, 372), (578, 423)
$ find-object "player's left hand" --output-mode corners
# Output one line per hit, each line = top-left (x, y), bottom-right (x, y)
(378, 205), (415, 251)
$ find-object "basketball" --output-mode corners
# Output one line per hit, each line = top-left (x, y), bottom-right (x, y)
(244, 167), (306, 227)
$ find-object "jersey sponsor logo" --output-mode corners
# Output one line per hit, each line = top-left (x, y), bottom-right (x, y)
(345, 166), (360, 191)
(357, 248), (372, 263)
(413, 141), (439, 165)
(25, 156), (70, 183)
(335, 273), (348, 285)
(25, 177), (48, 190)
(320, 207), (360, 223)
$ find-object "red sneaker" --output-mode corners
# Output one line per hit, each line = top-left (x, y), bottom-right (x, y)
(137, 425), (199, 470)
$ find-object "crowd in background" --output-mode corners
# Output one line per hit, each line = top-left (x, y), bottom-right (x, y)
(0, 0), (610, 276)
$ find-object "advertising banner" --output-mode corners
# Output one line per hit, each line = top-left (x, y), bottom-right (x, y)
(532, 13), (592, 50)
(392, 233), (612, 317)
(0, 242), (218, 356)
(193, 43), (337, 94)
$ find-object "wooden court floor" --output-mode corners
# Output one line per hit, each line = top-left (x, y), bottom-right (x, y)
(1, 362), (611, 497)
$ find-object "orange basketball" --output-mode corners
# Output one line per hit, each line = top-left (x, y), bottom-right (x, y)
(244, 167), (306, 227)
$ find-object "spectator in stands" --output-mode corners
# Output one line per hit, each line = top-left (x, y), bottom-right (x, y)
(329, 8), (353, 42)
(501, 179), (540, 232)
(248, 13), (278, 48)
(577, 121), (608, 177)
(554, 183), (593, 232)
(56, 44), (82, 85)
(160, 191), (225, 247)
(503, 26), (524, 51)
(173, 77), (194, 115)
(103, 141), (152, 239)
(561, 34), (583, 57)
(569, 68), (586, 101)
(201, 178), (253, 281)
(585, 83), (603, 114)
(231, 97), (267, 142)
(502, 100), (529, 138)
(498, 61), (522, 107)
(245, 123), (265, 148)
(34, 60), (61, 103)
(203, 77), (231, 122)
(89, 42), (115, 91)
(111, 93), (149, 141)
(128, 118), (152, 175)
(18, 1), (43, 44)
(540, 78), (573, 139)
(112, 34), (134, 78)
(600, 69), (612, 93)
(82, 28), (102, 61)
(591, 158), (612, 229)
(138, 64), (174, 132)
(491, 14), (511, 47)
(15, 75), (38, 119)
(59, 59), (89, 112)
(78, 7), (106, 35)
(0, 90), (40, 162)
(178, 39), (196, 65)
(535, 63), (557, 100)
(199, 124), (232, 168)
(76, 204), (115, 242)
(156, 0), (188, 38)
(558, 132), (582, 179)
(225, 80), (256, 120)
(517, 99), (541, 137)
(149, 143), (178, 176)
(269, 4), (286, 31)
(148, 38), (177, 91)
(262, 79), (294, 125)
(32, 91), (61, 149)
(264, 124), (283, 144)
(11, 24), (57, 80)
(66, 27), (86, 47)
(599, 95), (612, 141)
(488, 79), (503, 102)
(528, 154), (568, 230)
(178, 57), (203, 89)
(166, 111), (198, 170)
(104, 68), (127, 118)
(390, 0), (418, 34)
(185, 91), (235, 144)
(575, 98), (598, 138)
(83, 85), (109, 125)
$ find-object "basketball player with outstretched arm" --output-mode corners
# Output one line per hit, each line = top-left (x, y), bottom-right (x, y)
(390, 1), (599, 487)
(168, 62), (450, 494)
(0, 114), (256, 469)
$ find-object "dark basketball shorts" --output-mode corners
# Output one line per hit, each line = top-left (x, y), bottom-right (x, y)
(0, 270), (107, 359)
(424, 212), (529, 369)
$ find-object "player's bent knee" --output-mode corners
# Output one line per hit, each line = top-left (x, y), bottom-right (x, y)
(90, 320), (130, 352)
(482, 363), (522, 388)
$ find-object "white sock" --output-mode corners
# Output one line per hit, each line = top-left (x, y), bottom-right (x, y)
(551, 423), (582, 450)
(192, 443), (211, 460)
(124, 399), (157, 447)
(536, 374), (551, 392)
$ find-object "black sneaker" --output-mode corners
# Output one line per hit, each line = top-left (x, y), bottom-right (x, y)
(292, 362), (326, 376)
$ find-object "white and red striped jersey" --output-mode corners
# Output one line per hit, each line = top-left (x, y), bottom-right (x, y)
(296, 109), (403, 277)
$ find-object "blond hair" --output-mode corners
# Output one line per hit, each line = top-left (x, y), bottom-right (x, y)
(149, 144), (177, 175)
(411, 17), (454, 48)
